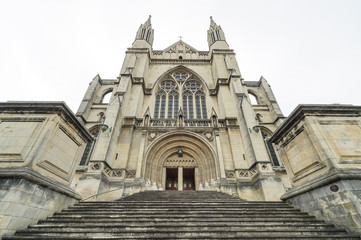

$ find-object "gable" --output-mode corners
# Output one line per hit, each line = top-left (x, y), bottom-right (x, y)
(163, 40), (198, 54)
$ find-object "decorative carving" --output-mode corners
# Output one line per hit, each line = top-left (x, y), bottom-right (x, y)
(185, 46), (196, 54)
(218, 120), (226, 127)
(165, 47), (176, 54)
(125, 170), (136, 178)
(261, 164), (269, 170)
(248, 166), (258, 177)
(90, 162), (102, 171)
(237, 165), (259, 179)
(204, 132), (213, 141)
(136, 119), (143, 127)
(226, 171), (236, 179)
(153, 51), (163, 56)
(147, 132), (157, 140)
(112, 170), (123, 177)
(184, 119), (211, 127)
(163, 159), (197, 168)
(198, 51), (209, 56)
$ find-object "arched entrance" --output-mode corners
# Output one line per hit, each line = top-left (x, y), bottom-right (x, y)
(142, 130), (218, 190)
(163, 154), (198, 190)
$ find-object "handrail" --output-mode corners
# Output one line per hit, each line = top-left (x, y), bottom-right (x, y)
(80, 182), (141, 202)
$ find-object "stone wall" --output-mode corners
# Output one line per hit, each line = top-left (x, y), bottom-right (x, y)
(0, 102), (92, 237)
(270, 104), (361, 233)
(0, 168), (81, 237)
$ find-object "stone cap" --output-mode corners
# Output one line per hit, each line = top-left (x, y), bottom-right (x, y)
(0, 101), (93, 142)
(269, 104), (361, 143)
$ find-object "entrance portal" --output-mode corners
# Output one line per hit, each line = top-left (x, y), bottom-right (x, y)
(165, 167), (195, 191)
(165, 168), (178, 190)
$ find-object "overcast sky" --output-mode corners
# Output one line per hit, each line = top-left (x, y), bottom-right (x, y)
(0, 0), (360, 116)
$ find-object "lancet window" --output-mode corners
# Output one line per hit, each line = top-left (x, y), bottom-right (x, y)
(154, 71), (207, 120)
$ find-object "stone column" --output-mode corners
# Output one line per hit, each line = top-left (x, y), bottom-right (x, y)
(178, 167), (183, 191)
(214, 131), (226, 179)
(135, 130), (147, 178)
(195, 167), (199, 190)
(162, 167), (166, 190)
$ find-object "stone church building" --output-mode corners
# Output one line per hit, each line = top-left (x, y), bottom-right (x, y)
(1, 16), (361, 237)
(73, 16), (288, 201)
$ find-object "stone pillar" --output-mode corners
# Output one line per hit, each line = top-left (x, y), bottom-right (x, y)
(162, 167), (166, 190)
(135, 130), (147, 178)
(195, 167), (199, 190)
(214, 131), (226, 179)
(178, 167), (183, 191)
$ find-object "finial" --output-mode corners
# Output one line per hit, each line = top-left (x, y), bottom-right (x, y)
(178, 36), (183, 41)
(145, 15), (152, 25)
(210, 16), (216, 27)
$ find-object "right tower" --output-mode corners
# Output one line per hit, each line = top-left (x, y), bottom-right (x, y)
(73, 16), (289, 201)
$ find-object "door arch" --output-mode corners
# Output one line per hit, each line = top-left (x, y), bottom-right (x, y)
(142, 130), (219, 190)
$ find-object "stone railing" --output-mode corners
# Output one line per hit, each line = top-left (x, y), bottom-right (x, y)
(149, 119), (177, 127)
(184, 119), (211, 127)
(147, 118), (212, 127)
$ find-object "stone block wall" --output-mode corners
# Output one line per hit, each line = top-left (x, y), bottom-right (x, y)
(0, 176), (79, 237)
(270, 104), (361, 233)
(284, 178), (361, 233)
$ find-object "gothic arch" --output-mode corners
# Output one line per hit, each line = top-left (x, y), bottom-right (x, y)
(152, 67), (209, 119)
(247, 90), (259, 105)
(142, 130), (219, 189)
(152, 65), (210, 92)
(100, 88), (113, 104)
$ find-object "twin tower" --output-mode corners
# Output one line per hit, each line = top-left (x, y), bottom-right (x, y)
(73, 16), (287, 201)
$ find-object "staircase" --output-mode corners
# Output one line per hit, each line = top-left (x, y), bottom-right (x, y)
(4, 191), (360, 239)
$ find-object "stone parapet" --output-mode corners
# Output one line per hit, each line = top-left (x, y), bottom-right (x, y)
(0, 101), (93, 186)
(270, 104), (361, 233)
(0, 101), (92, 237)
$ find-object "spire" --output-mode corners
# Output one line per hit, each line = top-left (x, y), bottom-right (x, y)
(135, 15), (154, 46)
(207, 16), (227, 47)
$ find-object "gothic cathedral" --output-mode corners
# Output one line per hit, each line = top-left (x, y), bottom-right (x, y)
(73, 16), (289, 201)
(2, 16), (361, 236)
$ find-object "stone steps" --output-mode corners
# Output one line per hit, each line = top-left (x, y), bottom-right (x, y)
(3, 191), (360, 240)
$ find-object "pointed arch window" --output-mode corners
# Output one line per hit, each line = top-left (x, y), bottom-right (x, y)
(153, 71), (208, 120)
(168, 91), (179, 119)
(154, 91), (166, 118)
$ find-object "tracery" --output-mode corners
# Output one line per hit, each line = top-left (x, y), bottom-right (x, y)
(154, 70), (207, 120)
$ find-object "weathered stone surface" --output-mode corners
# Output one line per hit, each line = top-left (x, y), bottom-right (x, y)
(0, 178), (78, 237)
(3, 191), (360, 239)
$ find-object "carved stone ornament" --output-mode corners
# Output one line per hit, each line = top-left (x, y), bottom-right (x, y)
(148, 132), (157, 140)
(226, 171), (236, 179)
(163, 159), (197, 168)
(125, 170), (136, 178)
(204, 132), (214, 141)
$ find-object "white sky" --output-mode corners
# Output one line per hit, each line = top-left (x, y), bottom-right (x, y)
(0, 0), (360, 116)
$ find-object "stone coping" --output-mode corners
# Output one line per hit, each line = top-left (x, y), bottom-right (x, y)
(270, 104), (361, 143)
(0, 101), (93, 142)
(0, 167), (82, 200)
(281, 168), (361, 200)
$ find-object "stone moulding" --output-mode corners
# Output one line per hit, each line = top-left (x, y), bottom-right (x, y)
(0, 101), (94, 143)
(281, 168), (361, 200)
(270, 104), (361, 144)
(0, 167), (81, 200)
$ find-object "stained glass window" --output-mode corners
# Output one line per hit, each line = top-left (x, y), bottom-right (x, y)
(201, 96), (207, 119)
(154, 71), (207, 121)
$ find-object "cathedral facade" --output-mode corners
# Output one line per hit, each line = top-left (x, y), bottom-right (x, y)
(1, 17), (361, 236)
(72, 16), (289, 201)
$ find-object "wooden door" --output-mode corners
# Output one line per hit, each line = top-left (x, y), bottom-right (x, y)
(183, 168), (195, 190)
(165, 168), (178, 190)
